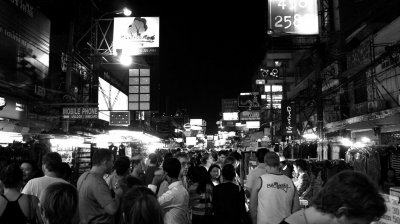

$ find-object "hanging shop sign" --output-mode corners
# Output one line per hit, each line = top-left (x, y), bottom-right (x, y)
(113, 17), (159, 56)
(240, 110), (261, 121)
(268, 0), (319, 35)
(62, 107), (98, 119)
(282, 102), (297, 136)
(110, 111), (130, 126)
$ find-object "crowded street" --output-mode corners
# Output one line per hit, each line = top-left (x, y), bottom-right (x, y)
(1, 0), (400, 224)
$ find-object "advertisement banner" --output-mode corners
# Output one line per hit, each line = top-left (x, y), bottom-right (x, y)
(223, 112), (239, 121)
(282, 101), (297, 136)
(63, 107), (98, 119)
(113, 17), (159, 56)
(0, 0), (50, 98)
(238, 93), (261, 109)
(240, 111), (261, 121)
(268, 0), (319, 35)
(221, 98), (238, 112)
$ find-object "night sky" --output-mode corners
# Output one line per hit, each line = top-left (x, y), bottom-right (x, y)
(151, 0), (267, 134)
(34, 0), (267, 134)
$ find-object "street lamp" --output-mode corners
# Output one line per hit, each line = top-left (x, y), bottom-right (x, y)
(123, 8), (132, 16)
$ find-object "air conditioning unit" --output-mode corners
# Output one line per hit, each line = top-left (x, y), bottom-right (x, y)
(398, 94), (400, 106)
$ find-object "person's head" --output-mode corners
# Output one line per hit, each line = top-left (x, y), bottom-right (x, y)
(40, 182), (79, 224)
(313, 170), (386, 224)
(42, 152), (62, 174)
(92, 149), (114, 174)
(118, 175), (144, 195)
(114, 156), (131, 176)
(0, 163), (23, 189)
(20, 160), (38, 182)
(132, 155), (144, 173)
(294, 159), (308, 174)
(174, 152), (189, 177)
(224, 156), (239, 168)
(264, 152), (280, 168)
(122, 186), (163, 224)
(59, 162), (72, 181)
(208, 164), (221, 180)
(148, 153), (158, 165)
(217, 150), (228, 163)
(256, 147), (269, 163)
(162, 158), (181, 181)
(201, 153), (214, 167)
(222, 164), (236, 182)
(229, 151), (242, 164)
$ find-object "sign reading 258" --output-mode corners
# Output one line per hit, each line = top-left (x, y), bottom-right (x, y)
(268, 0), (319, 35)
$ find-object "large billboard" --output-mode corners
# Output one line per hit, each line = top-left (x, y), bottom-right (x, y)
(0, 0), (50, 98)
(113, 17), (159, 56)
(98, 77), (128, 121)
(268, 0), (319, 35)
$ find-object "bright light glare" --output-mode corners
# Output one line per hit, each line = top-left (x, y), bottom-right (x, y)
(0, 131), (23, 143)
(361, 137), (371, 143)
(353, 142), (366, 148)
(123, 8), (132, 16)
(340, 138), (353, 147)
(119, 55), (132, 66)
(303, 133), (319, 140)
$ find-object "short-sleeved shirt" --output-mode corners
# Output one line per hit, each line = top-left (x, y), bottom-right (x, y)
(77, 171), (115, 224)
(257, 173), (297, 224)
(22, 175), (68, 199)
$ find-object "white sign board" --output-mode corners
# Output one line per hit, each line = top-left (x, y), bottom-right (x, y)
(113, 17), (159, 55)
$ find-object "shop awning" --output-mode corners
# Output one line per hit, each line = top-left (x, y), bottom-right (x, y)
(324, 106), (400, 133)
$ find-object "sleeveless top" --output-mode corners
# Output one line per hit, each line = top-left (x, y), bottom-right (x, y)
(257, 173), (296, 224)
(0, 194), (29, 224)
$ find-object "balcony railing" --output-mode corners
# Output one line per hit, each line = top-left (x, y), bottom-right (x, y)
(350, 100), (386, 117)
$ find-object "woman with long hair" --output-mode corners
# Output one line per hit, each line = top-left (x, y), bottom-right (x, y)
(293, 159), (311, 200)
(208, 164), (221, 186)
(188, 166), (214, 224)
(122, 186), (163, 224)
(0, 163), (41, 224)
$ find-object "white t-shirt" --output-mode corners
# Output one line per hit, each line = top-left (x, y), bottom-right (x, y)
(245, 164), (266, 190)
(257, 173), (297, 224)
(22, 175), (68, 199)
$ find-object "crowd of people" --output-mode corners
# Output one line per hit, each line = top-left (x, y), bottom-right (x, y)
(0, 146), (389, 224)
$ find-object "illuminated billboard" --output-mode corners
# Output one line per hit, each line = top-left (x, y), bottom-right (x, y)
(0, 1), (50, 98)
(268, 0), (319, 35)
(113, 17), (159, 56)
(98, 77), (128, 121)
(246, 121), (260, 129)
(223, 112), (239, 121)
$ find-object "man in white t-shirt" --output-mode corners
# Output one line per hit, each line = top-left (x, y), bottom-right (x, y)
(245, 147), (269, 196)
(22, 152), (68, 199)
(250, 152), (300, 224)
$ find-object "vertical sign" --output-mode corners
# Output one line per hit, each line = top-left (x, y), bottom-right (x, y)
(268, 0), (319, 35)
(282, 101), (297, 135)
(129, 69), (150, 111)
